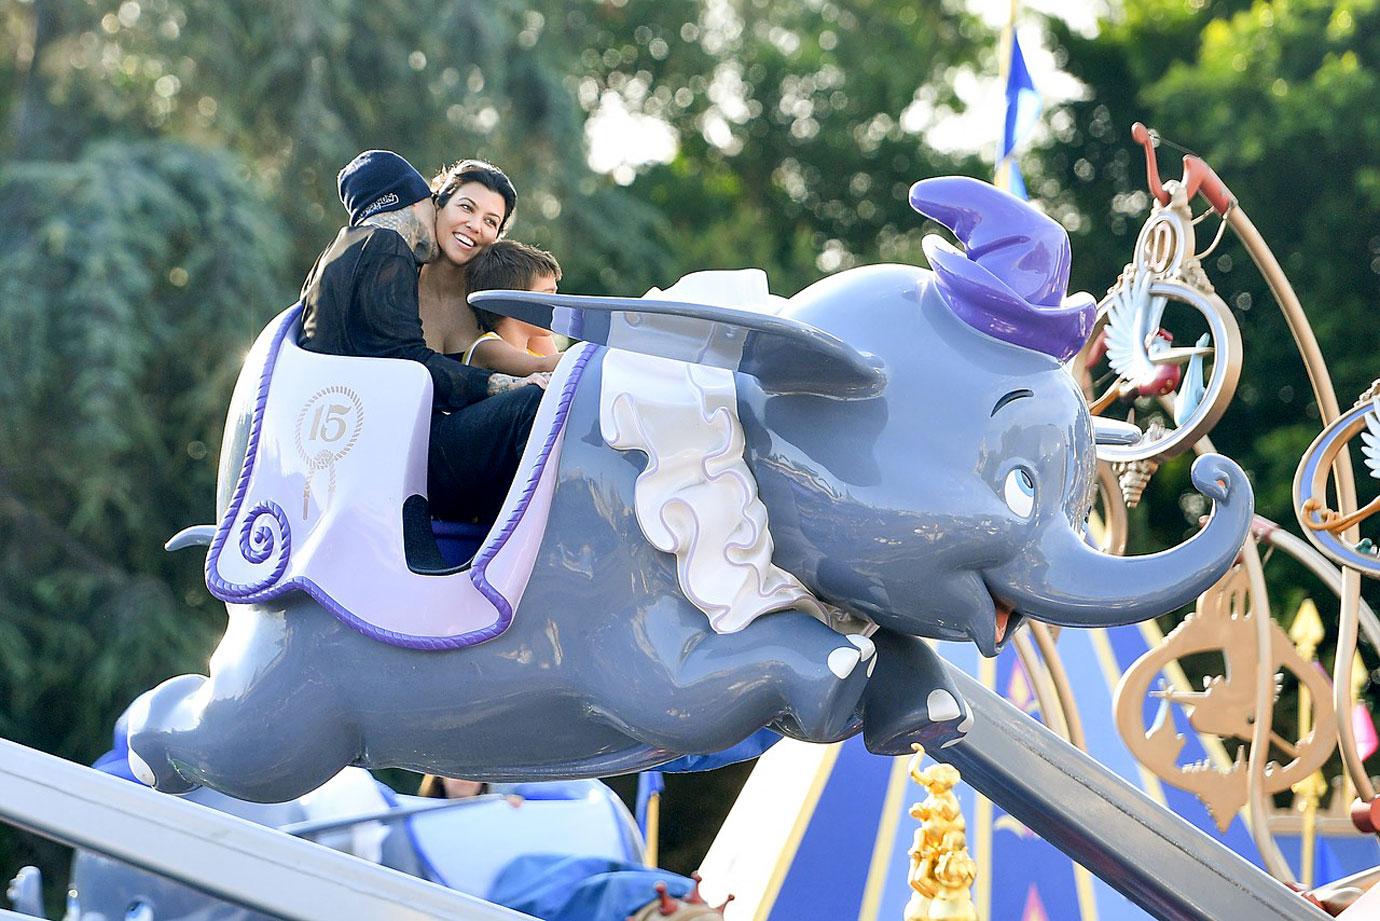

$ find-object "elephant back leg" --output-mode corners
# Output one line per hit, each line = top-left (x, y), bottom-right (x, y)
(584, 606), (876, 751)
(126, 597), (361, 803)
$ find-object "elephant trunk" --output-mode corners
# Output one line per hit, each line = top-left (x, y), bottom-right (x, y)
(989, 454), (1252, 627)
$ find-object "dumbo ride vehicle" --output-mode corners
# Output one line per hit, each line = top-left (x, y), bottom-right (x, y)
(125, 177), (1253, 803)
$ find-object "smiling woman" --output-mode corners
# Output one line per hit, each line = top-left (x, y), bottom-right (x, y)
(417, 159), (519, 356)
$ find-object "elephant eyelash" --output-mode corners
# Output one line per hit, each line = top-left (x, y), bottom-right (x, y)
(991, 389), (1033, 416)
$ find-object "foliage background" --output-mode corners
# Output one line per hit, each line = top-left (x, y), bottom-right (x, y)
(2, 0), (1378, 903)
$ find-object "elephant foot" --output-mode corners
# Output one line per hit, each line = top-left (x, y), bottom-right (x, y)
(778, 633), (875, 743)
(861, 632), (971, 756)
(125, 674), (208, 794)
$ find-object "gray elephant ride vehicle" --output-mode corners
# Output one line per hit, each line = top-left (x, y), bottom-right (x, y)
(124, 176), (1253, 805)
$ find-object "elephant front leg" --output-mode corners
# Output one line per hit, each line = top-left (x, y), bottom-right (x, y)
(861, 631), (971, 755)
(595, 610), (876, 752)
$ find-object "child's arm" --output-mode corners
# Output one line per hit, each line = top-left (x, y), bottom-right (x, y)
(526, 333), (560, 357)
(469, 337), (561, 375)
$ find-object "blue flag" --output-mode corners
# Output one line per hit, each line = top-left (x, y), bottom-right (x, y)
(999, 33), (1041, 199)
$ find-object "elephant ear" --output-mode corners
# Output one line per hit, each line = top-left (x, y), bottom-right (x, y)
(468, 271), (885, 398)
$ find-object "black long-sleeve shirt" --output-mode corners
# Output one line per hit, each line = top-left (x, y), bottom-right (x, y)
(299, 226), (492, 411)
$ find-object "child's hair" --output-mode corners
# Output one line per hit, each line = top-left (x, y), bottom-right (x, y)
(466, 240), (563, 332)
(431, 159), (517, 234)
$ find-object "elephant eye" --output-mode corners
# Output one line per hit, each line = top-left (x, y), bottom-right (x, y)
(1003, 467), (1035, 518)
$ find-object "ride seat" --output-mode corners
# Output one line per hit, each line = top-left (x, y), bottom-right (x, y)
(205, 305), (591, 649)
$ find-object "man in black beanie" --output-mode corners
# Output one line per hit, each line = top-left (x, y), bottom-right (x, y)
(300, 149), (543, 524)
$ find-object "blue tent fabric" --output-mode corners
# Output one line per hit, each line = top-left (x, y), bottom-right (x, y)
(488, 854), (694, 921)
(657, 729), (781, 773)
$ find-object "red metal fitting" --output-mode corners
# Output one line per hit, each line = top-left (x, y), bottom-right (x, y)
(1349, 796), (1380, 834)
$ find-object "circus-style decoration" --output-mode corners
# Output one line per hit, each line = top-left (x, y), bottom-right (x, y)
(1074, 124), (1242, 507)
(1060, 121), (1380, 899)
(1114, 561), (1336, 831)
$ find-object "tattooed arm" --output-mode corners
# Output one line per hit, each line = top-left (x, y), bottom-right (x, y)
(488, 371), (551, 394)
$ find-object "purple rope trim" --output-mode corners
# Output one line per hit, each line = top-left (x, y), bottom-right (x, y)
(468, 345), (595, 634)
(206, 320), (594, 651)
(206, 307), (301, 601)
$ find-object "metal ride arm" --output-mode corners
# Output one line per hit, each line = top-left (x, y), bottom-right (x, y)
(933, 668), (1331, 921)
(0, 738), (534, 921)
(1225, 204), (1373, 805)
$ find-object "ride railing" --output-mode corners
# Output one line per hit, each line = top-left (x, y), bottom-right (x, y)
(933, 672), (1330, 921)
(0, 737), (534, 921)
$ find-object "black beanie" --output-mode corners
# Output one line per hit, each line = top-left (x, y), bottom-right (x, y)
(337, 150), (432, 226)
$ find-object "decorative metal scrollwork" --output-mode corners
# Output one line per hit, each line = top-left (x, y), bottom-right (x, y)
(1074, 181), (1242, 505)
(1114, 560), (1336, 832)
(1295, 386), (1380, 578)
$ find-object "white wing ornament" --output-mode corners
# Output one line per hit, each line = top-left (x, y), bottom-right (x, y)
(1360, 399), (1380, 481)
(1103, 268), (1165, 387)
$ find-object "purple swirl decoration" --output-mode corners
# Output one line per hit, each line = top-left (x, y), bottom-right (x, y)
(208, 499), (293, 596)
(239, 501), (290, 567)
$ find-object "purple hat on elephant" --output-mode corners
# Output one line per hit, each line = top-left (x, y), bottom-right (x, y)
(910, 176), (1095, 363)
(337, 149), (432, 226)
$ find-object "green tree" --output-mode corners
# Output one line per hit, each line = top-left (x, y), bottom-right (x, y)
(566, 0), (992, 293)
(0, 138), (286, 897)
(0, 0), (669, 888)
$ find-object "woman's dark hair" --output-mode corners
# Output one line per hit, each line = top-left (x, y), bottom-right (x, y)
(431, 159), (517, 234)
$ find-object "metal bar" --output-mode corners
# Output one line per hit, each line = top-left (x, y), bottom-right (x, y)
(1251, 517), (1380, 657)
(282, 793), (504, 839)
(1242, 533), (1297, 882)
(932, 669), (1331, 921)
(1012, 631), (1072, 742)
(0, 738), (533, 921)
(1029, 622), (1087, 751)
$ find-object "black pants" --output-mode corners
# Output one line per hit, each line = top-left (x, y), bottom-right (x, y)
(427, 385), (544, 524)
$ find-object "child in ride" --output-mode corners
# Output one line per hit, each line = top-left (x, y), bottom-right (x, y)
(462, 240), (565, 376)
